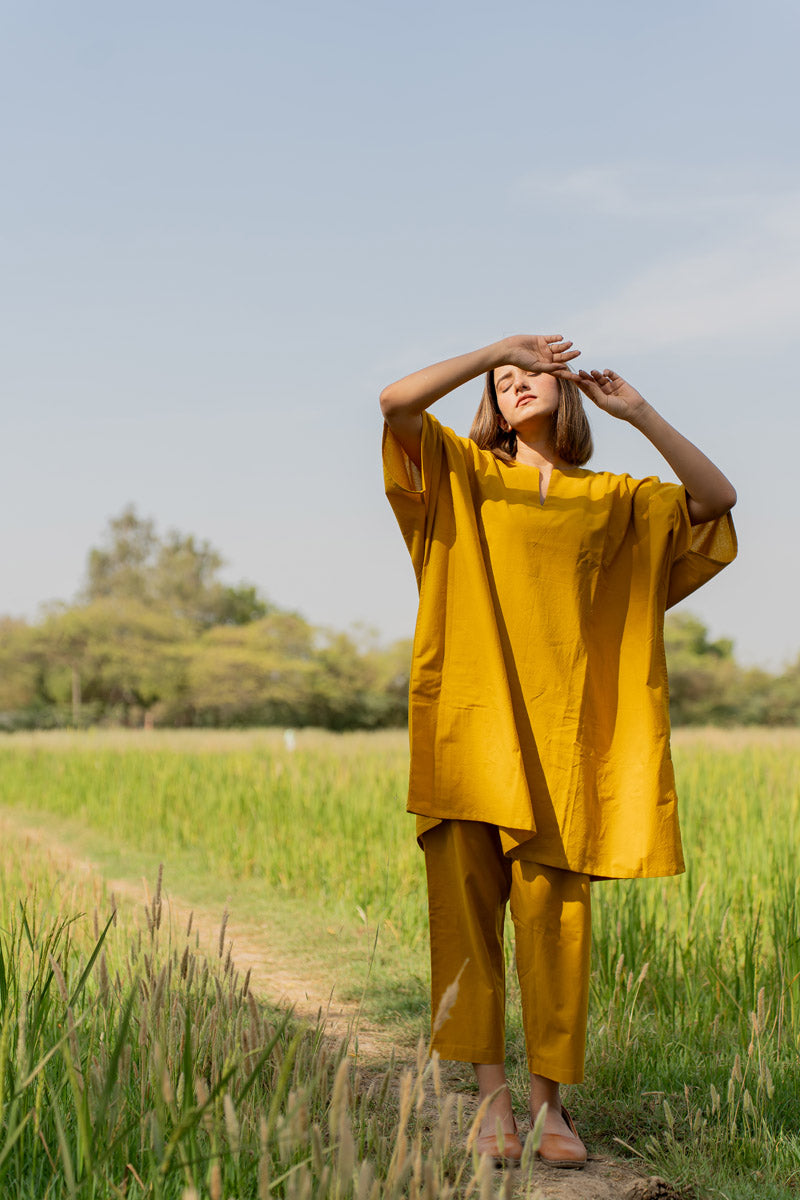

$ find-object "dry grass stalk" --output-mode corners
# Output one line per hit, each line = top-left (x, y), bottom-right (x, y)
(218, 910), (229, 957)
(432, 959), (468, 1038)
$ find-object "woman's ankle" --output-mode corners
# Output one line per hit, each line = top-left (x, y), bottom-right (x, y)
(473, 1063), (515, 1130)
(529, 1072), (561, 1116)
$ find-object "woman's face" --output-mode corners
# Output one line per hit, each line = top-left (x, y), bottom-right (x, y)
(493, 366), (560, 432)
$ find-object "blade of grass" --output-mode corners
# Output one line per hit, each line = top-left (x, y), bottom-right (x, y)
(68, 912), (116, 1007)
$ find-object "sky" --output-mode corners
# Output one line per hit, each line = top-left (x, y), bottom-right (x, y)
(1, 0), (798, 667)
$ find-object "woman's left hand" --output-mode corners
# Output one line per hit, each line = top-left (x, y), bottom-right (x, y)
(574, 370), (736, 520)
(574, 370), (649, 424)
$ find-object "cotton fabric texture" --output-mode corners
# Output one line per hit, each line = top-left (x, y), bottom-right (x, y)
(383, 413), (737, 880)
(424, 819), (591, 1081)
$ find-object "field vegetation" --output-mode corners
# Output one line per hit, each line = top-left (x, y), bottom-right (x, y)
(1, 834), (515, 1199)
(0, 728), (799, 1197)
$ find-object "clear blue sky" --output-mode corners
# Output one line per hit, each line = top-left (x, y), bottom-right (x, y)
(2, 0), (798, 666)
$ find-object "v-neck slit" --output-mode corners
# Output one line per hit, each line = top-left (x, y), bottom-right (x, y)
(538, 470), (550, 507)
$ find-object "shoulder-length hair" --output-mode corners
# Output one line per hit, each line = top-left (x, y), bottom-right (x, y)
(469, 371), (593, 465)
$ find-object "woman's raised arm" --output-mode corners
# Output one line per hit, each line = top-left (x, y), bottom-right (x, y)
(380, 335), (580, 468)
(575, 369), (737, 523)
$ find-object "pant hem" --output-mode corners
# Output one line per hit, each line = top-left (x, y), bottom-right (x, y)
(527, 1056), (585, 1085)
(432, 1041), (505, 1065)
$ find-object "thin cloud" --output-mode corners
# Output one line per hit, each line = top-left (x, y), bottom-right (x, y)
(518, 164), (796, 224)
(552, 176), (800, 355)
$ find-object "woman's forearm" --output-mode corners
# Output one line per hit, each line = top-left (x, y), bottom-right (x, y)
(379, 340), (509, 420)
(379, 333), (578, 469)
(630, 403), (737, 522)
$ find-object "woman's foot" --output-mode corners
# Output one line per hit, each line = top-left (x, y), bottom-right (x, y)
(531, 1104), (586, 1169)
(472, 1064), (523, 1167)
(474, 1117), (523, 1168)
(529, 1074), (586, 1169)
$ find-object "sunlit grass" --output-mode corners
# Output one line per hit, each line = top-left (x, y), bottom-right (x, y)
(1, 727), (798, 1197)
(1, 842), (531, 1199)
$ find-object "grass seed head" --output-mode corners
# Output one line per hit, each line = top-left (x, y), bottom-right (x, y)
(49, 954), (69, 1005)
(432, 960), (467, 1037)
(431, 1049), (441, 1099)
(258, 1151), (271, 1200)
(311, 1122), (324, 1174)
(218, 910), (229, 958)
(330, 1057), (351, 1139)
(356, 1160), (375, 1200)
(223, 1091), (240, 1154)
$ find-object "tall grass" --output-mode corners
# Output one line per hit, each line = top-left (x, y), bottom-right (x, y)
(0, 731), (419, 926)
(1, 728), (799, 1197)
(0, 846), (538, 1198)
(577, 737), (800, 1196)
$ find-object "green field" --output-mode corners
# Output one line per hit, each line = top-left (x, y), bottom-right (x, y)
(1, 728), (799, 1198)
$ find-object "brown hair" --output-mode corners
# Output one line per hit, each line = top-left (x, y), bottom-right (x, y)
(469, 371), (593, 465)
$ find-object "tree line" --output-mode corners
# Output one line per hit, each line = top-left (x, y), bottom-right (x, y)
(1, 507), (797, 730)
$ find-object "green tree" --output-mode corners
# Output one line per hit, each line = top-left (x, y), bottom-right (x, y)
(36, 600), (189, 726)
(665, 613), (740, 725)
(757, 656), (800, 725)
(186, 612), (317, 725)
(309, 631), (412, 729)
(213, 584), (271, 626)
(82, 505), (270, 630)
(84, 506), (158, 605)
(367, 637), (412, 725)
(0, 619), (45, 726)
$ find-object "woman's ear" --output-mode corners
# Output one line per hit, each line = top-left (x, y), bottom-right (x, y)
(498, 416), (511, 433)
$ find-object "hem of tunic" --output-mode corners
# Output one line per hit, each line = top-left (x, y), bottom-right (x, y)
(412, 812), (685, 881)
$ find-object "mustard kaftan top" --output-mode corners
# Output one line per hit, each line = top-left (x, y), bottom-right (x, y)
(383, 412), (737, 880)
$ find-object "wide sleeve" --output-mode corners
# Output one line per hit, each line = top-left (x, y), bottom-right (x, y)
(639, 479), (738, 610)
(382, 412), (448, 587)
(666, 497), (738, 609)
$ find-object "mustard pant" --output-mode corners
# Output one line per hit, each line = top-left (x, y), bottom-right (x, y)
(423, 820), (591, 1084)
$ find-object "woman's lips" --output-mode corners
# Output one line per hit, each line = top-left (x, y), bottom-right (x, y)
(516, 393), (536, 406)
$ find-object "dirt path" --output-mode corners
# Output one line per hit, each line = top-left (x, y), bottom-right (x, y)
(1, 810), (387, 1057)
(2, 810), (688, 1200)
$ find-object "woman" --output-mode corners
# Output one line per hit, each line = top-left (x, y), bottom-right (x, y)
(380, 333), (737, 1169)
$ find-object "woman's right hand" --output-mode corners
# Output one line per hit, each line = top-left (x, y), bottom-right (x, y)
(499, 334), (581, 374)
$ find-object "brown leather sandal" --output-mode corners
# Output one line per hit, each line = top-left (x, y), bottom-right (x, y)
(534, 1105), (587, 1169)
(474, 1119), (524, 1168)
